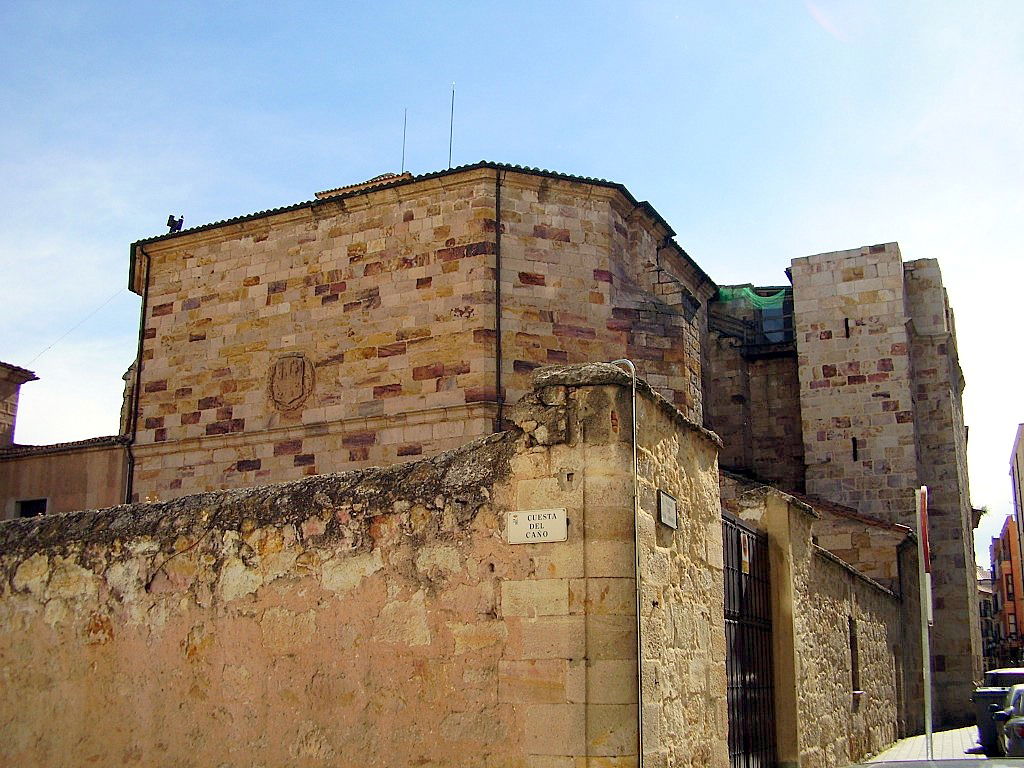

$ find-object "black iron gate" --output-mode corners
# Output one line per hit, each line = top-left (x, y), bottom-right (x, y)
(723, 511), (776, 768)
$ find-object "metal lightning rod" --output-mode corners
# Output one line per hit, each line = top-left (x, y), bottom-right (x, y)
(448, 82), (455, 169)
(401, 108), (407, 173)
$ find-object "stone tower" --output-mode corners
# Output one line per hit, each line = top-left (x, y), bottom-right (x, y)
(790, 243), (981, 724)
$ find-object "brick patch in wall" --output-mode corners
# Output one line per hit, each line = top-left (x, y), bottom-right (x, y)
(553, 324), (596, 340)
(532, 224), (570, 242)
(465, 386), (498, 403)
(518, 272), (546, 286)
(274, 439), (303, 456)
(206, 419), (245, 436)
(378, 342), (407, 358)
(341, 431), (376, 448)
(414, 363), (444, 381)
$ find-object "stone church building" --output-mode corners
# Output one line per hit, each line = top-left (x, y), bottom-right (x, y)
(0, 162), (981, 763)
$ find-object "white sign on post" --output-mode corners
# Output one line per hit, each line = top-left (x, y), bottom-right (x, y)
(506, 509), (568, 544)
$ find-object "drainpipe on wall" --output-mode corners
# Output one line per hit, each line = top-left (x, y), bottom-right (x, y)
(494, 170), (504, 431)
(611, 358), (644, 768)
(125, 245), (151, 504)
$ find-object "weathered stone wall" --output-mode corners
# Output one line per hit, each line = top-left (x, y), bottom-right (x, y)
(904, 258), (982, 718)
(791, 244), (979, 724)
(704, 332), (804, 491)
(130, 167), (713, 503)
(0, 441), (127, 520)
(0, 364), (726, 767)
(797, 547), (903, 765)
(718, 476), (918, 766)
(791, 244), (918, 521)
(0, 363), (36, 446)
(0, 379), (18, 445)
(810, 513), (904, 589)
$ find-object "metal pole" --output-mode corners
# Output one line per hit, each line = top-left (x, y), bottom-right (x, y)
(448, 82), (455, 169)
(401, 108), (407, 173)
(917, 486), (933, 759)
(611, 359), (644, 768)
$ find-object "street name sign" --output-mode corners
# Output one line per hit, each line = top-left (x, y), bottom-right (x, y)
(506, 509), (568, 544)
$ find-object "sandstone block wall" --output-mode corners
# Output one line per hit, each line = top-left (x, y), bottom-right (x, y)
(798, 548), (903, 766)
(130, 166), (713, 504)
(791, 244), (918, 520)
(808, 509), (906, 589)
(704, 332), (804, 490)
(791, 245), (979, 724)
(0, 364), (726, 767)
(904, 258), (981, 713)
(0, 363), (36, 446)
(718, 476), (919, 766)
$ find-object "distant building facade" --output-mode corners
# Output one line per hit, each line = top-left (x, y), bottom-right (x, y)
(992, 516), (1024, 666)
(1011, 424), (1024, 588)
(979, 566), (999, 671)
(0, 362), (127, 520)
(0, 362), (37, 447)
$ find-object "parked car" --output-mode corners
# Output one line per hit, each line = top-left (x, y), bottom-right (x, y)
(974, 668), (1024, 755)
(993, 684), (1024, 757)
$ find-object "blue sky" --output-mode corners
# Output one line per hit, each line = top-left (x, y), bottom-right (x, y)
(1, 1), (1021, 563)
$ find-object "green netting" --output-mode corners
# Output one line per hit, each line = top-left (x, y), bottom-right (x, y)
(716, 285), (787, 310)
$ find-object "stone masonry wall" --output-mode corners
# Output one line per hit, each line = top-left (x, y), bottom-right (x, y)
(131, 167), (712, 504)
(718, 475), (917, 764)
(904, 258), (981, 722)
(704, 334), (804, 491)
(797, 547), (902, 766)
(809, 511), (906, 590)
(0, 364), (726, 767)
(0, 380), (18, 445)
(132, 171), (500, 502)
(792, 244), (979, 725)
(0, 364), (35, 446)
(791, 244), (918, 521)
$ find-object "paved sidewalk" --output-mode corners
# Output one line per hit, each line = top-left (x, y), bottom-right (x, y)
(865, 725), (985, 761)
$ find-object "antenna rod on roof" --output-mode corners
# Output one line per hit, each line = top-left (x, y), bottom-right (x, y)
(401, 108), (408, 173)
(448, 82), (455, 169)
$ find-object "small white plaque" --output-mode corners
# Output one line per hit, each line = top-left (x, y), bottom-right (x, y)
(658, 490), (678, 530)
(506, 508), (568, 544)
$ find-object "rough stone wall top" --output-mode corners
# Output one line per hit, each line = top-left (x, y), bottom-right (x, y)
(0, 363), (728, 767)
